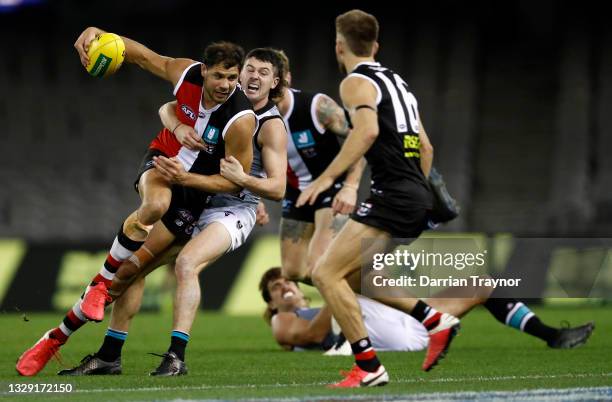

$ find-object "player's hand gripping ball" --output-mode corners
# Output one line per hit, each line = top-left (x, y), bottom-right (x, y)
(86, 33), (125, 78)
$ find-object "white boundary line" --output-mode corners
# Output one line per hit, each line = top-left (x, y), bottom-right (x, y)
(60, 372), (611, 394)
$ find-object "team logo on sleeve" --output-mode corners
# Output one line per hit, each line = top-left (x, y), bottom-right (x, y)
(180, 104), (197, 121)
(203, 125), (220, 154)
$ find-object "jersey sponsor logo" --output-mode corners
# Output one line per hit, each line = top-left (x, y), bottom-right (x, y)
(203, 125), (220, 154)
(180, 104), (197, 121)
(236, 220), (243, 229)
(292, 130), (315, 149)
(404, 134), (421, 158)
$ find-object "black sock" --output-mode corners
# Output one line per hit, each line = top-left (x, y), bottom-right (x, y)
(409, 300), (441, 330)
(168, 330), (189, 361)
(484, 298), (559, 342)
(350, 337), (381, 372)
(523, 315), (559, 343)
(96, 328), (127, 362)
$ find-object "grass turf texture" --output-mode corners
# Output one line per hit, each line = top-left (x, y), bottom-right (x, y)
(1, 305), (610, 401)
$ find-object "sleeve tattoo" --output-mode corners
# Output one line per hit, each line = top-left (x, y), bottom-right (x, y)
(316, 96), (350, 137)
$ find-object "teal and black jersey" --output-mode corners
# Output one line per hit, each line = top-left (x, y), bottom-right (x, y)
(284, 89), (344, 191)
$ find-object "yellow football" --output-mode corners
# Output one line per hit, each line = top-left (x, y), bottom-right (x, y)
(86, 33), (125, 78)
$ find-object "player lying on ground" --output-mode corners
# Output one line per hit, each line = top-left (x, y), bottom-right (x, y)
(16, 48), (289, 377)
(259, 268), (594, 353)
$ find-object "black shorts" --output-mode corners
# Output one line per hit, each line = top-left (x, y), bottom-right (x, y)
(160, 185), (210, 240)
(134, 148), (167, 193)
(281, 181), (344, 223)
(350, 191), (430, 238)
(134, 149), (210, 240)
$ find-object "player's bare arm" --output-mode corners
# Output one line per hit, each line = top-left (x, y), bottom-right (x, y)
(155, 114), (255, 193)
(221, 119), (287, 201)
(159, 101), (205, 151)
(315, 94), (350, 137)
(418, 116), (434, 177)
(271, 306), (333, 348)
(296, 76), (379, 207)
(74, 27), (193, 85)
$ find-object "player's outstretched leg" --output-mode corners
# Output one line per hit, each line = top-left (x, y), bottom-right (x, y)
(81, 169), (171, 321)
(484, 298), (595, 348)
(79, 217), (150, 321)
(16, 299), (89, 376)
(420, 308), (461, 371)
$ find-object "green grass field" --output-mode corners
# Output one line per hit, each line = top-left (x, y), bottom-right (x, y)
(1, 305), (611, 401)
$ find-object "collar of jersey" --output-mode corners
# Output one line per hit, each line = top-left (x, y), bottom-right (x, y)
(351, 61), (381, 72)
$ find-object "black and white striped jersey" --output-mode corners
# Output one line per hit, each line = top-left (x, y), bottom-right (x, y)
(348, 61), (431, 207)
(283, 89), (343, 191)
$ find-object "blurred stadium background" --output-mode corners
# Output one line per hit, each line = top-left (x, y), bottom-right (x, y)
(0, 0), (611, 317)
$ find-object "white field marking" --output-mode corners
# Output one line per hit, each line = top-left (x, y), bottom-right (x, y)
(182, 387), (612, 402)
(32, 372), (610, 395)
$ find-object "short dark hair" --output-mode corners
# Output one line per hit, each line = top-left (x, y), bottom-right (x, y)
(259, 267), (282, 303)
(203, 41), (245, 70)
(245, 48), (288, 102)
(335, 9), (379, 57)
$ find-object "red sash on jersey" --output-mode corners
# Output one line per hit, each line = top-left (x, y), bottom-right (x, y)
(149, 63), (203, 156)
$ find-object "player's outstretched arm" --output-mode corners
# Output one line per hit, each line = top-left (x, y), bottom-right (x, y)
(74, 26), (194, 85)
(221, 119), (287, 201)
(271, 306), (333, 348)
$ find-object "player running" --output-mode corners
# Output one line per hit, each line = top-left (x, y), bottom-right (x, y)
(270, 51), (366, 283)
(296, 10), (459, 387)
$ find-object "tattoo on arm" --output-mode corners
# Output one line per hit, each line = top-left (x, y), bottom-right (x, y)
(316, 96), (350, 137)
(280, 218), (314, 243)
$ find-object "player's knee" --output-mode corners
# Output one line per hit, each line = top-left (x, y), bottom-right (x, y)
(282, 265), (304, 282)
(311, 264), (329, 289)
(174, 254), (198, 281)
(138, 199), (170, 224)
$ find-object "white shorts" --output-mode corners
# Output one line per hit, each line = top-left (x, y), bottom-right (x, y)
(191, 204), (256, 252)
(359, 295), (429, 352)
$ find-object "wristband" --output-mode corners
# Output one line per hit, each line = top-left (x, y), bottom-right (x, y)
(172, 122), (183, 134)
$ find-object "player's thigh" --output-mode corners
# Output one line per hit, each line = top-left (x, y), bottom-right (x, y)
(175, 222), (231, 275)
(314, 219), (390, 282)
(280, 218), (314, 274)
(309, 208), (347, 260)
